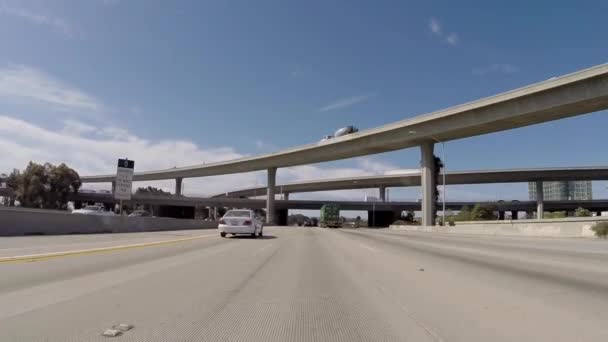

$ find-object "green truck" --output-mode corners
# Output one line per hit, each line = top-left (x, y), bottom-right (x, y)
(319, 204), (341, 228)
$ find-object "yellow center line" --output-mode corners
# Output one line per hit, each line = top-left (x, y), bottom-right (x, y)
(0, 234), (219, 264)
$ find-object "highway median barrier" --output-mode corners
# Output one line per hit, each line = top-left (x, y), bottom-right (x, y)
(0, 207), (218, 236)
(390, 216), (608, 238)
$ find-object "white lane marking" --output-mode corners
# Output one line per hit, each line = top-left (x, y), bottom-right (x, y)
(0, 240), (237, 320)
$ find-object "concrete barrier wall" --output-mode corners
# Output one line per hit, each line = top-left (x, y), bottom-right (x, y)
(0, 207), (218, 236)
(390, 217), (608, 238)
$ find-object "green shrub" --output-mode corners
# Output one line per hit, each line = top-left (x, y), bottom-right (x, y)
(470, 203), (497, 221)
(575, 207), (591, 217)
(592, 222), (608, 238)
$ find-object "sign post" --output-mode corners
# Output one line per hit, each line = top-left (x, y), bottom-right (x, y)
(114, 158), (135, 215)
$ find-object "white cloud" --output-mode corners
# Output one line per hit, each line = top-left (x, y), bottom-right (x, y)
(429, 17), (441, 35)
(428, 17), (459, 46)
(0, 64), (101, 112)
(472, 64), (520, 76)
(0, 2), (72, 36)
(61, 119), (96, 137)
(0, 115), (398, 198)
(318, 94), (373, 112)
(445, 33), (459, 46)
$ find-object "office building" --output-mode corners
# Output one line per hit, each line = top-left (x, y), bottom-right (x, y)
(528, 181), (592, 201)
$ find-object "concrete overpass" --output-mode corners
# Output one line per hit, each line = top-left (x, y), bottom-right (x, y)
(80, 63), (608, 226)
(71, 192), (608, 226)
(212, 166), (608, 198)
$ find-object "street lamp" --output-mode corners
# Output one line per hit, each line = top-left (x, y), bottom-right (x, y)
(409, 131), (447, 225)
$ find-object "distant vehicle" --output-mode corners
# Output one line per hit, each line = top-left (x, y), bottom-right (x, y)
(128, 210), (152, 217)
(319, 204), (341, 228)
(78, 189), (97, 194)
(72, 205), (115, 216)
(219, 209), (264, 238)
(333, 125), (359, 137)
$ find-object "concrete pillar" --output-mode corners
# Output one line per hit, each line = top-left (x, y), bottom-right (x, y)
(175, 177), (183, 196)
(536, 180), (544, 220)
(498, 211), (505, 220)
(111, 181), (116, 194)
(284, 192), (289, 200)
(420, 142), (436, 226)
(214, 207), (218, 220)
(266, 167), (277, 225)
(596, 211), (603, 217)
(511, 210), (518, 220)
(379, 186), (386, 202)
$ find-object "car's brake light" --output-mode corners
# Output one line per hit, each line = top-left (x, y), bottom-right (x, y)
(219, 219), (225, 224)
(243, 220), (252, 226)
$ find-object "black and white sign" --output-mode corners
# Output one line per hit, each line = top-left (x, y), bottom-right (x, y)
(114, 158), (134, 200)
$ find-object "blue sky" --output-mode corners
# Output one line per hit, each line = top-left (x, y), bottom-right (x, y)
(1, 0), (607, 205)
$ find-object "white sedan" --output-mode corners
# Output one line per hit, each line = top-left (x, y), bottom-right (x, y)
(71, 205), (115, 216)
(219, 209), (263, 238)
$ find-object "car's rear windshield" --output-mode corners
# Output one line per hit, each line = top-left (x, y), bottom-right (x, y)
(224, 210), (251, 218)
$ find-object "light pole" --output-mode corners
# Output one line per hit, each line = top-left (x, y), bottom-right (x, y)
(409, 131), (446, 225)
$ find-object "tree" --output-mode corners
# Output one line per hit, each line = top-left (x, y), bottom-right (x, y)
(433, 155), (443, 206)
(3, 169), (20, 206)
(575, 207), (591, 217)
(470, 203), (497, 221)
(12, 162), (81, 209)
(454, 205), (472, 221)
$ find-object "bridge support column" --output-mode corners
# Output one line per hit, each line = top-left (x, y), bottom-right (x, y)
(536, 180), (544, 220)
(266, 167), (277, 225)
(511, 210), (518, 220)
(283, 192), (289, 200)
(498, 211), (505, 220)
(111, 181), (116, 194)
(597, 210), (603, 217)
(175, 177), (183, 196)
(420, 142), (436, 226)
(379, 186), (386, 202)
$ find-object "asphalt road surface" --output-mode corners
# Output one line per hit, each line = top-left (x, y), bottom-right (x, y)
(1, 227), (608, 341)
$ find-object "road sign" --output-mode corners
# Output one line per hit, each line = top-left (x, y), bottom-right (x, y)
(114, 158), (134, 201)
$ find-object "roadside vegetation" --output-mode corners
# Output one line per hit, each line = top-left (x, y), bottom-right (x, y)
(1, 162), (81, 210)
(592, 222), (608, 238)
(575, 207), (591, 217)
(453, 204), (497, 221)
